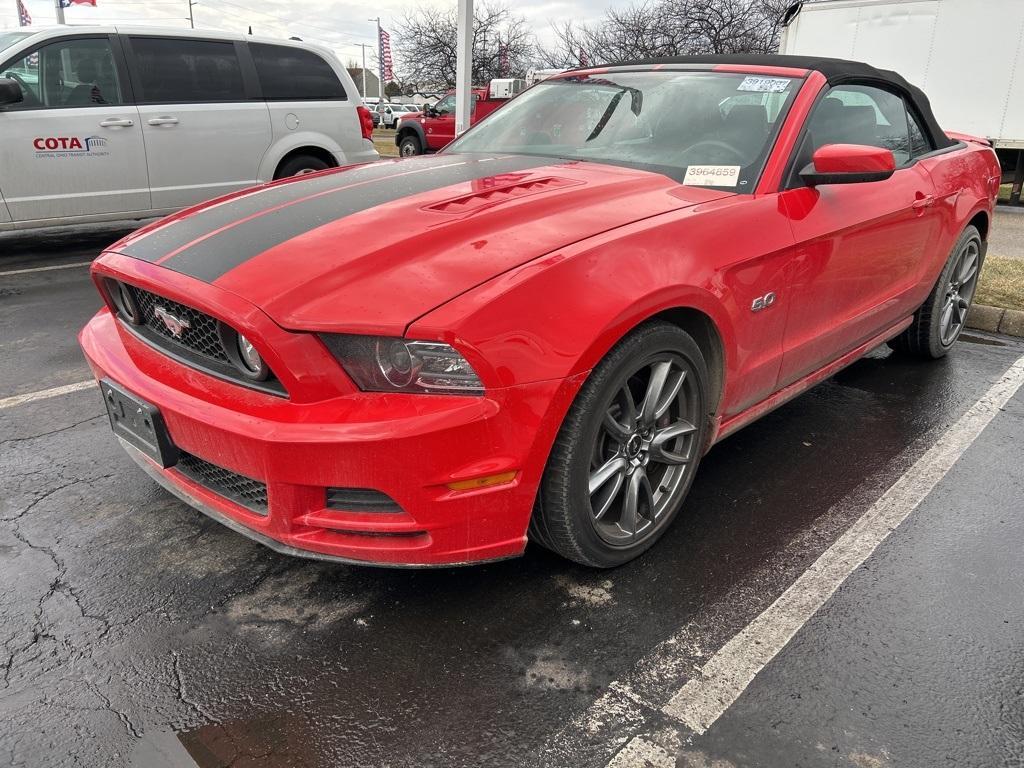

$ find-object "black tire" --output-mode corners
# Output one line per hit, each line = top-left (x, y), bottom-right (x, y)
(888, 225), (983, 359)
(274, 154), (331, 179)
(530, 321), (710, 568)
(399, 134), (423, 157)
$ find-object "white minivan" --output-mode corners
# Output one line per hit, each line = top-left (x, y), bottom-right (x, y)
(0, 26), (379, 232)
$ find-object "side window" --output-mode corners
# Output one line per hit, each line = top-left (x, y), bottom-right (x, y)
(805, 84), (912, 166)
(908, 108), (932, 157)
(130, 37), (245, 103)
(1, 37), (123, 109)
(433, 94), (455, 114)
(250, 44), (346, 101)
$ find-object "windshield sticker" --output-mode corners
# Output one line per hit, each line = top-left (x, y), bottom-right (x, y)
(684, 165), (741, 187)
(737, 76), (791, 93)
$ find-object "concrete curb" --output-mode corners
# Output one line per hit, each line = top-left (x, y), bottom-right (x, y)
(966, 304), (1024, 337)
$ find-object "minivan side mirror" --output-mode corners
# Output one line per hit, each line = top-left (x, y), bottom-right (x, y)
(799, 144), (896, 186)
(0, 78), (24, 107)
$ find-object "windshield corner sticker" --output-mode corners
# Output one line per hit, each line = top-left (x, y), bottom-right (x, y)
(32, 136), (110, 158)
(684, 165), (741, 187)
(737, 76), (791, 93)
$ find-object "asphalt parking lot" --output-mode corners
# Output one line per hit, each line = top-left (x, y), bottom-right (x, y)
(2, 228), (1023, 768)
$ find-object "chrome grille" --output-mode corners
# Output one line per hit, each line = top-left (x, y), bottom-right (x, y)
(175, 453), (268, 515)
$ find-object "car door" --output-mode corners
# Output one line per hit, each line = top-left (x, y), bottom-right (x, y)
(0, 34), (149, 222)
(124, 35), (271, 210)
(776, 83), (943, 387)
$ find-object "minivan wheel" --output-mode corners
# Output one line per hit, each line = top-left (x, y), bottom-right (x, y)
(530, 322), (709, 568)
(888, 224), (983, 359)
(399, 135), (422, 157)
(274, 154), (331, 179)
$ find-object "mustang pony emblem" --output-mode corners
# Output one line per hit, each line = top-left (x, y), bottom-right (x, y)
(154, 306), (190, 338)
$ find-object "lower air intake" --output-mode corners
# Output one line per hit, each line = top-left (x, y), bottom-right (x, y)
(175, 453), (268, 515)
(326, 487), (402, 513)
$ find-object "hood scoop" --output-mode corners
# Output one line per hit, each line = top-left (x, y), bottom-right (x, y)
(424, 175), (583, 215)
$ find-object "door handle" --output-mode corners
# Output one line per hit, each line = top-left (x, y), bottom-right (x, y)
(912, 194), (936, 210)
(99, 117), (134, 128)
(147, 117), (179, 126)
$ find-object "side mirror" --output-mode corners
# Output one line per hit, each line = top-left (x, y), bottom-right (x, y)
(423, 104), (437, 117)
(0, 78), (24, 107)
(800, 144), (896, 186)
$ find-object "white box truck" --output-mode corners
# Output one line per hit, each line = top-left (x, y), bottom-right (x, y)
(780, 0), (1024, 203)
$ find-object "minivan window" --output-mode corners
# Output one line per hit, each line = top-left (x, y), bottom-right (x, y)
(2, 37), (123, 109)
(250, 43), (346, 101)
(131, 37), (245, 103)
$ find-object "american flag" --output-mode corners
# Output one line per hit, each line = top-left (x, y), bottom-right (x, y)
(17, 0), (32, 26)
(378, 27), (394, 83)
(60, 0), (98, 6)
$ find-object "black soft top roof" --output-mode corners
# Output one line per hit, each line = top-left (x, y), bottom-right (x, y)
(594, 53), (954, 150)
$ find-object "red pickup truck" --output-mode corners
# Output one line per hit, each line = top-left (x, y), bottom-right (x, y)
(395, 81), (520, 156)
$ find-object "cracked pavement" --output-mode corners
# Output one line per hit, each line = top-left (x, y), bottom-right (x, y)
(2, 229), (1023, 767)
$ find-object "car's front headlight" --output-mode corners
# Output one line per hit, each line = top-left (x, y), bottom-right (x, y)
(320, 334), (484, 395)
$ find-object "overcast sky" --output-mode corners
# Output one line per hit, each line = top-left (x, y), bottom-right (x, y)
(2, 0), (621, 66)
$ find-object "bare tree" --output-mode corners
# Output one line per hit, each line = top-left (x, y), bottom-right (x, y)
(539, 0), (791, 68)
(395, 2), (536, 89)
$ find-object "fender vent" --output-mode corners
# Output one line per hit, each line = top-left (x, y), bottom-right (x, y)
(425, 176), (581, 214)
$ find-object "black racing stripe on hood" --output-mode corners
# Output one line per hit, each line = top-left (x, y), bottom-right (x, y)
(158, 155), (550, 284)
(118, 159), (455, 263)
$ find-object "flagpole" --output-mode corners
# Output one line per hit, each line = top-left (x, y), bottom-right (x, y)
(371, 17), (381, 101)
(54, 0), (65, 24)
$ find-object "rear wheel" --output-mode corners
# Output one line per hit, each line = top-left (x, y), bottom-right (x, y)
(399, 134), (423, 157)
(530, 322), (709, 568)
(274, 154), (330, 179)
(889, 225), (983, 358)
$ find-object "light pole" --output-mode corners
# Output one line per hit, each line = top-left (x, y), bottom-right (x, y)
(356, 43), (372, 101)
(454, 0), (472, 136)
(187, 0), (196, 29)
(54, 0), (65, 24)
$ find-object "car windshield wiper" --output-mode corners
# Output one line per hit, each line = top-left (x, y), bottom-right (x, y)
(585, 87), (643, 143)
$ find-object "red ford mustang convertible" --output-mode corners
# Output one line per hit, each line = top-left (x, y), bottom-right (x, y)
(80, 55), (1000, 568)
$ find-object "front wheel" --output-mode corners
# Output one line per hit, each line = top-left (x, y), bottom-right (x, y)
(398, 134), (423, 157)
(889, 224), (983, 358)
(530, 322), (710, 568)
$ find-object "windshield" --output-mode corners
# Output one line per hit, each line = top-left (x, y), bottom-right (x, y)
(0, 31), (32, 58)
(447, 71), (800, 192)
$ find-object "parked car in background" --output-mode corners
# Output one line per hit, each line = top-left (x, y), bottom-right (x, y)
(370, 108), (381, 128)
(80, 55), (998, 568)
(395, 79), (525, 156)
(0, 26), (377, 233)
(375, 102), (417, 128)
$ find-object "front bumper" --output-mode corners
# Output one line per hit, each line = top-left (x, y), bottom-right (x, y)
(80, 309), (581, 566)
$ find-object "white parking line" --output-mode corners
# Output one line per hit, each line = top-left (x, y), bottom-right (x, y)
(0, 380), (96, 410)
(0, 260), (93, 277)
(587, 353), (1024, 766)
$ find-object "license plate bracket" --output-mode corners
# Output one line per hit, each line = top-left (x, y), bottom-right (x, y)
(100, 379), (179, 468)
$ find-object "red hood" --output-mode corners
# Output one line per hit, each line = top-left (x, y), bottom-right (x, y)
(109, 154), (730, 334)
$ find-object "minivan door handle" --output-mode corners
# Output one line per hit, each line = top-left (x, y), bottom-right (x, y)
(147, 116), (179, 126)
(99, 117), (134, 128)
(912, 193), (936, 210)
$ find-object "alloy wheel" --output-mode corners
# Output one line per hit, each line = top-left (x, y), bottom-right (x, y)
(587, 355), (700, 546)
(940, 238), (981, 345)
